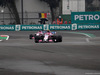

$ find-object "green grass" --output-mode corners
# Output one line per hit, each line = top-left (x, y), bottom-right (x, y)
(0, 36), (7, 39)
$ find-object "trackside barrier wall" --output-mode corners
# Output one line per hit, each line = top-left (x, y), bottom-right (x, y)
(0, 24), (100, 31)
(77, 24), (100, 30)
(49, 24), (71, 30)
(71, 24), (100, 30)
(20, 25), (43, 31)
(0, 25), (15, 31)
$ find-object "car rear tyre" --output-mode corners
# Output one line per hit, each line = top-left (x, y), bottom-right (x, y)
(29, 34), (33, 39)
(57, 35), (62, 42)
(35, 40), (39, 43)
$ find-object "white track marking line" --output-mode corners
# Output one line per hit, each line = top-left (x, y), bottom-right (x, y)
(86, 38), (90, 42)
(62, 32), (96, 38)
(6, 35), (9, 40)
(0, 40), (3, 41)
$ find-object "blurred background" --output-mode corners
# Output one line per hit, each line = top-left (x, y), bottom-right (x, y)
(0, 0), (100, 25)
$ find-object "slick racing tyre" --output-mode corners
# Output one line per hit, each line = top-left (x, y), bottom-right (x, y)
(52, 35), (62, 42)
(29, 34), (33, 39)
(35, 40), (39, 43)
(35, 36), (39, 43)
(57, 35), (62, 42)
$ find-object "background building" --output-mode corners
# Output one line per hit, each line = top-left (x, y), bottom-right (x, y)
(62, 0), (85, 15)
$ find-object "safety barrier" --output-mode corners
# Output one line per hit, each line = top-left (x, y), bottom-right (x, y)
(0, 24), (100, 31)
(72, 24), (100, 30)
(0, 25), (15, 31)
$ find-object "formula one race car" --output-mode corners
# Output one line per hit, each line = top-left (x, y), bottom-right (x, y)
(29, 30), (62, 43)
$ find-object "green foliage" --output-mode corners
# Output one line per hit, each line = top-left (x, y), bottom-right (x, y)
(0, 0), (14, 7)
(40, 0), (61, 21)
(40, 0), (60, 8)
(0, 0), (20, 24)
(86, 0), (100, 11)
(85, 0), (94, 4)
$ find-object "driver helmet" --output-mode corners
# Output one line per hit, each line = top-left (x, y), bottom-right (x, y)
(47, 30), (50, 33)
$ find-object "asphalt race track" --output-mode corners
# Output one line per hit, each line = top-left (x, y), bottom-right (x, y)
(0, 30), (100, 75)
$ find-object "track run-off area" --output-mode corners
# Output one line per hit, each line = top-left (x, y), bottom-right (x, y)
(0, 30), (100, 75)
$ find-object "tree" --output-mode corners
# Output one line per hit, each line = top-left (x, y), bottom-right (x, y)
(85, 0), (94, 11)
(0, 0), (20, 24)
(40, 0), (61, 21)
(86, 0), (100, 11)
(86, 0), (94, 4)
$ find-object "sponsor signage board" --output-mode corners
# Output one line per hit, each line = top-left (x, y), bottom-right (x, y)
(77, 24), (100, 30)
(49, 24), (71, 30)
(21, 25), (43, 31)
(71, 12), (100, 23)
(0, 24), (99, 31)
(0, 25), (15, 31)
